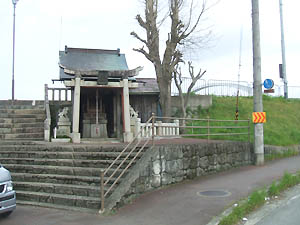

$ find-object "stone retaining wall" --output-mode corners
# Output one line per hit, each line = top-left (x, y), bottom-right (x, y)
(116, 141), (253, 208)
(264, 145), (300, 155)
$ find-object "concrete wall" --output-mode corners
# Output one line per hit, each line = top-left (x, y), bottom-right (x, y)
(264, 145), (300, 155)
(115, 141), (253, 208)
(171, 95), (212, 111)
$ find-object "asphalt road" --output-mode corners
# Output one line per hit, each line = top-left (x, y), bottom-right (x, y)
(257, 195), (300, 225)
(2, 156), (300, 225)
(245, 184), (300, 225)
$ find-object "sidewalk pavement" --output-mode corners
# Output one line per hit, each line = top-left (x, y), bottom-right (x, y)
(3, 155), (300, 225)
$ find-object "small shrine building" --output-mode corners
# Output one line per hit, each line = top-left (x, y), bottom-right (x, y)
(58, 46), (154, 143)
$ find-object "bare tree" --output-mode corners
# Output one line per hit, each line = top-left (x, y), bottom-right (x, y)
(173, 61), (206, 118)
(131, 0), (211, 117)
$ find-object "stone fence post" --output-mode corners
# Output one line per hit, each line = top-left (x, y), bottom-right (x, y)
(135, 118), (141, 139)
(157, 121), (162, 136)
(175, 120), (180, 136)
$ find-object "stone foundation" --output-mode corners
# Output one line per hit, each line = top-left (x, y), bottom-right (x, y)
(112, 141), (253, 208)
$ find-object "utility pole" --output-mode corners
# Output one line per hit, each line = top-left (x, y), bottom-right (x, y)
(279, 0), (288, 99)
(251, 0), (264, 165)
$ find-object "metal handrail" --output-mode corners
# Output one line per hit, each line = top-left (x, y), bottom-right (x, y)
(153, 115), (250, 142)
(100, 115), (154, 212)
(155, 116), (249, 122)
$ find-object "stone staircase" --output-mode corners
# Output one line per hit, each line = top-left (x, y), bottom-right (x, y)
(0, 100), (45, 140)
(0, 141), (145, 212)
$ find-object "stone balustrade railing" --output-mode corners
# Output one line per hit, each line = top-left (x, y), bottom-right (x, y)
(131, 117), (180, 139)
(45, 85), (72, 102)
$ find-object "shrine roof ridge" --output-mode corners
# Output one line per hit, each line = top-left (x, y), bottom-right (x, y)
(64, 46), (121, 55)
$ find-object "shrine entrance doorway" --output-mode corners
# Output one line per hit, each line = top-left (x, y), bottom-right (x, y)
(80, 87), (122, 139)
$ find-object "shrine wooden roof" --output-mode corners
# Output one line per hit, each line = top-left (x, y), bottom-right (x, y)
(59, 46), (138, 80)
(130, 78), (160, 95)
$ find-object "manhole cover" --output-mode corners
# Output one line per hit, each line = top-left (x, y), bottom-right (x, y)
(197, 190), (231, 197)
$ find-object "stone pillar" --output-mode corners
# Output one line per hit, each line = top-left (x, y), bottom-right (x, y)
(136, 118), (141, 139)
(44, 118), (51, 142)
(174, 119), (180, 136)
(116, 92), (122, 139)
(157, 121), (162, 136)
(71, 73), (81, 143)
(122, 78), (133, 142)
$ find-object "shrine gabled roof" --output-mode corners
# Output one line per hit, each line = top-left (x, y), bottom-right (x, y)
(130, 78), (160, 95)
(59, 46), (130, 80)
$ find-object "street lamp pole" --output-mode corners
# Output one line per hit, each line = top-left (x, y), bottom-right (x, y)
(12, 0), (19, 101)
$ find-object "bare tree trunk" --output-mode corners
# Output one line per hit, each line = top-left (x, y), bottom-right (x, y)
(131, 0), (211, 118)
(157, 69), (172, 119)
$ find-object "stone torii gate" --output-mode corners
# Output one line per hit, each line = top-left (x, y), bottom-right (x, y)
(59, 64), (142, 143)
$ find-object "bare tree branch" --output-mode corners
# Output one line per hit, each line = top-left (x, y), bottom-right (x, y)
(132, 47), (153, 62)
(184, 61), (206, 108)
(136, 14), (147, 29)
(130, 31), (148, 46)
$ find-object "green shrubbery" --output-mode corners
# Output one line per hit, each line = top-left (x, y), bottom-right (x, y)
(188, 96), (300, 146)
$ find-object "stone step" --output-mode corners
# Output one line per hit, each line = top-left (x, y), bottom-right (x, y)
(0, 109), (14, 114)
(0, 145), (135, 153)
(0, 119), (13, 124)
(0, 105), (44, 110)
(4, 133), (44, 140)
(11, 172), (117, 186)
(0, 151), (139, 160)
(3, 164), (124, 177)
(11, 118), (45, 123)
(0, 140), (37, 146)
(12, 122), (44, 128)
(14, 181), (106, 198)
(0, 113), (45, 119)
(0, 119), (44, 128)
(1, 158), (134, 168)
(14, 109), (45, 115)
(0, 100), (44, 109)
(0, 124), (12, 129)
(16, 190), (101, 209)
(0, 127), (43, 135)
(0, 128), (11, 134)
(17, 200), (97, 213)
(0, 144), (143, 154)
(11, 127), (44, 134)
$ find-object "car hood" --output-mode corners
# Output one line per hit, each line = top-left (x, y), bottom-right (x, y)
(0, 166), (11, 183)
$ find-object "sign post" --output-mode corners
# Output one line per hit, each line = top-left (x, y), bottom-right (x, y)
(252, 112), (266, 123)
(263, 79), (274, 94)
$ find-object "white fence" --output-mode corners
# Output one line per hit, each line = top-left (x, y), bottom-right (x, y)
(171, 78), (300, 98)
(131, 118), (180, 139)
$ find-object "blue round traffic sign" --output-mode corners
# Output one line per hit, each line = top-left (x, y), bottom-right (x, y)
(263, 79), (274, 89)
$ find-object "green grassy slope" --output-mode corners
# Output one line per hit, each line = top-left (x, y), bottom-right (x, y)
(189, 95), (300, 146)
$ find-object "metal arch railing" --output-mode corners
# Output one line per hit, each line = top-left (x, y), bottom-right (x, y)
(171, 78), (253, 97)
(172, 78), (300, 98)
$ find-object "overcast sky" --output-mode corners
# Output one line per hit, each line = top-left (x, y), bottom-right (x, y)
(0, 0), (299, 100)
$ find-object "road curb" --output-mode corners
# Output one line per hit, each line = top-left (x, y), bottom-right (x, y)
(206, 183), (300, 225)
